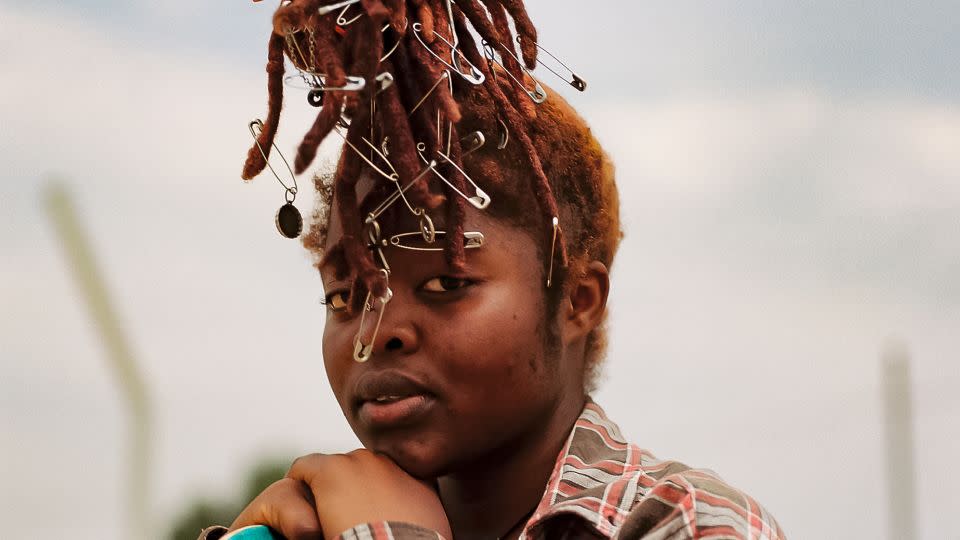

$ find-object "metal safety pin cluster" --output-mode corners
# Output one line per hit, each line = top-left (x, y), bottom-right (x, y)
(250, 0), (589, 362)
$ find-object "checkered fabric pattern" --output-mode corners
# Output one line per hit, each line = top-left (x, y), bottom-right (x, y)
(333, 402), (785, 540)
(201, 402), (785, 540)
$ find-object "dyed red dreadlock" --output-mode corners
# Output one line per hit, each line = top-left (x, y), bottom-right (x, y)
(242, 0), (570, 303)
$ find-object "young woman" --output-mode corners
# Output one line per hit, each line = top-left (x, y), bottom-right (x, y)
(201, 1), (785, 538)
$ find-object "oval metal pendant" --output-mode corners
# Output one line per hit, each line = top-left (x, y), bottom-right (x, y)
(275, 202), (303, 239)
(307, 89), (324, 107)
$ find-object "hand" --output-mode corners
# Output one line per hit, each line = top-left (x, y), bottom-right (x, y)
(230, 450), (452, 540)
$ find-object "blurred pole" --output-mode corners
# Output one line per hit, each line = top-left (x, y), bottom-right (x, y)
(881, 341), (917, 540)
(44, 181), (151, 540)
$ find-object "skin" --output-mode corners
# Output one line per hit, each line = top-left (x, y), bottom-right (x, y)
(231, 180), (610, 540)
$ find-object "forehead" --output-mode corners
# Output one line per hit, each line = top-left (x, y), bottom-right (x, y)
(320, 172), (539, 280)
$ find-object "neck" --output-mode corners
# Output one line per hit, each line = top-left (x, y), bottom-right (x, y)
(437, 393), (586, 540)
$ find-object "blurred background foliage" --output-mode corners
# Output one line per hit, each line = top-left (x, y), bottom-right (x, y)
(168, 458), (289, 540)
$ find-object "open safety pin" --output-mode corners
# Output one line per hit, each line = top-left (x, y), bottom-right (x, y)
(355, 140), (437, 242)
(333, 128), (401, 185)
(409, 71), (450, 116)
(248, 119), (298, 200)
(366, 161), (438, 224)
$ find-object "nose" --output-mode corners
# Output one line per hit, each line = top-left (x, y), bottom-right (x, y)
(362, 287), (420, 361)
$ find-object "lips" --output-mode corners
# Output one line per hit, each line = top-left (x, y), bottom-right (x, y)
(354, 370), (431, 404)
(353, 370), (436, 428)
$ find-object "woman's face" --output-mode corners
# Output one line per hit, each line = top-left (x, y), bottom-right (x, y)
(320, 202), (582, 478)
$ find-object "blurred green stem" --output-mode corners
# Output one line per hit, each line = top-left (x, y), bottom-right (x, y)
(45, 181), (152, 540)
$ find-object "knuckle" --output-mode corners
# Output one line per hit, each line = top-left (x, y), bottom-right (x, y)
(287, 453), (325, 476)
(269, 477), (299, 492)
(346, 448), (375, 460)
(286, 521), (323, 540)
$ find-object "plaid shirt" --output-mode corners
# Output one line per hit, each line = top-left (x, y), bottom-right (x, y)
(202, 401), (785, 540)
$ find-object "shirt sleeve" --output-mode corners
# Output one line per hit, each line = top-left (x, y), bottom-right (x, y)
(335, 521), (448, 540)
(196, 522), (446, 540)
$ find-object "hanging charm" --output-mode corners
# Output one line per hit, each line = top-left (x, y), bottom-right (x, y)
(276, 188), (303, 239)
(249, 119), (303, 239)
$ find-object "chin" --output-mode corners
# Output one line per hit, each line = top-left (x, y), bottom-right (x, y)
(364, 432), (454, 480)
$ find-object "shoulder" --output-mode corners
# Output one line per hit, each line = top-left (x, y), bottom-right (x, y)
(617, 460), (786, 540)
(527, 402), (786, 540)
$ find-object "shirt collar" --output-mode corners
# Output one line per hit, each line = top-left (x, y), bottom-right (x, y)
(523, 400), (646, 539)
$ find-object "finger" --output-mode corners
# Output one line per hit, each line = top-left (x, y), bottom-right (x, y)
(286, 453), (343, 490)
(230, 478), (323, 540)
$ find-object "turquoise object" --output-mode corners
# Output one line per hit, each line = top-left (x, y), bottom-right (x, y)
(221, 525), (284, 540)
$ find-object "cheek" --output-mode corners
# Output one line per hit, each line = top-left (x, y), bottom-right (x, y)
(322, 318), (354, 404)
(434, 286), (549, 390)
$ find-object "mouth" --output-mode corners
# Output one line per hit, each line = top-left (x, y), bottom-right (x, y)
(359, 394), (436, 427)
(353, 370), (437, 429)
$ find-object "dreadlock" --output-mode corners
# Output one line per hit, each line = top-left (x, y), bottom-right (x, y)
(244, 0), (621, 388)
(242, 0), (570, 300)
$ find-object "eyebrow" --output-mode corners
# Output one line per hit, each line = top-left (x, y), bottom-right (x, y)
(319, 245), (351, 281)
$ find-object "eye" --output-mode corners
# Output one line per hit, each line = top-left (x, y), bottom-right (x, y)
(421, 276), (473, 293)
(321, 290), (350, 312)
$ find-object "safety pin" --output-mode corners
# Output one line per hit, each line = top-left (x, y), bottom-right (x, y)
(318, 74), (367, 92)
(441, 0), (470, 76)
(375, 72), (394, 94)
(432, 27), (487, 88)
(461, 131), (485, 156)
(380, 19), (408, 62)
(284, 72), (367, 92)
(409, 71), (450, 116)
(358, 134), (399, 177)
(482, 40), (547, 103)
(496, 117), (509, 149)
(366, 161), (437, 224)
(355, 136), (436, 244)
(436, 150), (491, 209)
(411, 23), (485, 85)
(370, 206), (436, 246)
(283, 72), (320, 91)
(337, 3), (363, 26)
(416, 143), (492, 210)
(389, 231), (485, 251)
(318, 0), (360, 17)
(365, 220), (392, 272)
(546, 216), (560, 287)
(249, 119), (298, 201)
(333, 128), (399, 184)
(353, 269), (393, 363)
(518, 36), (587, 92)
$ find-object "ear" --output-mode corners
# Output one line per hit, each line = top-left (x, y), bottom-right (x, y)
(561, 261), (610, 346)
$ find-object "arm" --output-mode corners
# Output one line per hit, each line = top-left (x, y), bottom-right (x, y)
(202, 450), (451, 540)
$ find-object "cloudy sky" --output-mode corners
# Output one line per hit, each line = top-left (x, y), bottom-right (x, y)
(1, 1), (957, 539)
